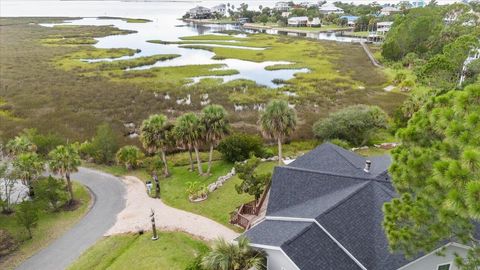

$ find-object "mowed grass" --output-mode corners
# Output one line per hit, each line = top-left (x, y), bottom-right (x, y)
(0, 182), (91, 269)
(68, 232), (209, 270)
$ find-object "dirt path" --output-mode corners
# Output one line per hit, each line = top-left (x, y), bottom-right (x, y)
(105, 176), (239, 241)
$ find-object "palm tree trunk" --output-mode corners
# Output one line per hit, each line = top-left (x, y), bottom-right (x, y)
(194, 145), (203, 175)
(188, 148), (194, 172)
(66, 172), (74, 204)
(161, 150), (170, 177)
(277, 137), (283, 165)
(206, 143), (214, 175)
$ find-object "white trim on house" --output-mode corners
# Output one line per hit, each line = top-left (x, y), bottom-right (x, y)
(265, 216), (368, 270)
(435, 261), (453, 270)
(396, 242), (471, 270)
(249, 243), (301, 270)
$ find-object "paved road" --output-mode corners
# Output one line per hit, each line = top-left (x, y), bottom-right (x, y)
(16, 167), (126, 270)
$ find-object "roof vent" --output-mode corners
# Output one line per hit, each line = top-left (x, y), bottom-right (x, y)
(364, 160), (372, 173)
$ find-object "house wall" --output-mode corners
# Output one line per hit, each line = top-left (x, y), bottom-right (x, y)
(266, 249), (299, 270)
(399, 244), (469, 270)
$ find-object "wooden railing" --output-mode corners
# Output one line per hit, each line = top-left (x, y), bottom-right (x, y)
(230, 183), (272, 229)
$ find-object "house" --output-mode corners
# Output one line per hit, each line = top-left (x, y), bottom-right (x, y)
(281, 12), (291, 18)
(319, 3), (344, 14)
(380, 6), (400, 16)
(376, 21), (393, 35)
(288, 16), (309, 27)
(211, 4), (226, 16)
(340, 15), (359, 27)
(460, 47), (480, 85)
(188, 6), (211, 19)
(307, 17), (321, 27)
(411, 0), (425, 8)
(274, 2), (291, 12)
(241, 143), (478, 270)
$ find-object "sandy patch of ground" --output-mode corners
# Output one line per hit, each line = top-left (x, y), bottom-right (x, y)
(105, 176), (239, 241)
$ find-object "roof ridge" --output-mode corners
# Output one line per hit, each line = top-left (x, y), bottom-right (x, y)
(279, 165), (392, 183)
(315, 181), (373, 220)
(329, 143), (364, 170)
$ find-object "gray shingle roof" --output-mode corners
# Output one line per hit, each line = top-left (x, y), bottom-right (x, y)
(281, 223), (362, 270)
(242, 220), (311, 247)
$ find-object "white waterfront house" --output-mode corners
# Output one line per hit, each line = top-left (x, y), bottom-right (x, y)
(376, 21), (394, 35)
(380, 6), (400, 16)
(274, 2), (291, 12)
(307, 17), (321, 27)
(319, 3), (344, 14)
(188, 6), (211, 19)
(288, 16), (309, 27)
(211, 4), (226, 16)
(411, 0), (425, 8)
(460, 47), (480, 85)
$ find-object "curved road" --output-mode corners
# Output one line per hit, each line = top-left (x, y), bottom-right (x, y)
(16, 167), (126, 270)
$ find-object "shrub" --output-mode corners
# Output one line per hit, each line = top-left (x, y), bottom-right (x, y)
(186, 181), (208, 200)
(329, 139), (351, 149)
(84, 123), (119, 164)
(312, 105), (388, 146)
(116, 145), (144, 170)
(16, 200), (39, 239)
(217, 133), (265, 162)
(34, 176), (68, 211)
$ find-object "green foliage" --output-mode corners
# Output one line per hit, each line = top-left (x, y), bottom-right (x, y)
(34, 176), (68, 212)
(312, 105), (388, 146)
(21, 129), (65, 157)
(140, 114), (173, 176)
(201, 105), (230, 174)
(201, 238), (266, 270)
(6, 135), (37, 156)
(15, 200), (39, 239)
(185, 181), (208, 200)
(85, 123), (119, 165)
(383, 83), (480, 269)
(218, 133), (265, 162)
(143, 155), (164, 176)
(173, 112), (205, 174)
(12, 152), (45, 196)
(329, 139), (351, 149)
(382, 7), (444, 60)
(116, 145), (144, 170)
(234, 157), (271, 201)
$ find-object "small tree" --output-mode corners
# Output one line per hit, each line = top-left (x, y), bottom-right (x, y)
(217, 133), (265, 162)
(260, 100), (297, 164)
(173, 113), (205, 175)
(16, 201), (39, 239)
(89, 123), (119, 165)
(6, 135), (37, 157)
(0, 163), (16, 214)
(116, 145), (144, 170)
(48, 144), (81, 204)
(235, 157), (271, 202)
(201, 105), (229, 175)
(34, 176), (67, 212)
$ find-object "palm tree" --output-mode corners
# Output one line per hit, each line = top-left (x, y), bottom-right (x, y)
(6, 135), (37, 157)
(140, 114), (172, 177)
(48, 144), (81, 204)
(201, 105), (229, 175)
(260, 100), (297, 164)
(12, 152), (45, 198)
(116, 145), (144, 170)
(173, 114), (196, 172)
(174, 113), (205, 175)
(201, 237), (266, 270)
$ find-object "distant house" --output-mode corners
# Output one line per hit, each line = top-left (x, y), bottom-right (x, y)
(376, 21), (393, 35)
(281, 12), (291, 18)
(288, 16), (309, 27)
(241, 143), (479, 270)
(340, 15), (359, 27)
(188, 6), (211, 19)
(319, 3), (344, 14)
(211, 4), (226, 16)
(274, 2), (291, 12)
(380, 6), (400, 16)
(411, 0), (425, 8)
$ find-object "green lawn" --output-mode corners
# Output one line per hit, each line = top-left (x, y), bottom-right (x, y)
(68, 232), (209, 270)
(0, 182), (91, 269)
